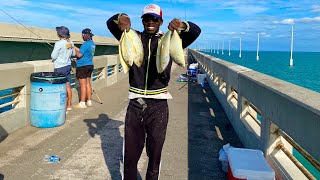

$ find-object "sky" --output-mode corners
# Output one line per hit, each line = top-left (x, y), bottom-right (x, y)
(0, 0), (320, 52)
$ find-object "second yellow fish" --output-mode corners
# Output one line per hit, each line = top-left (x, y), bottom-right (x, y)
(156, 30), (185, 74)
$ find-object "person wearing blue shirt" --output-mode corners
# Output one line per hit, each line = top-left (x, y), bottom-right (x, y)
(74, 28), (95, 108)
(51, 26), (75, 112)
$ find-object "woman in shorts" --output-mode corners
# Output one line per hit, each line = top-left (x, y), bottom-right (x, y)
(74, 28), (96, 108)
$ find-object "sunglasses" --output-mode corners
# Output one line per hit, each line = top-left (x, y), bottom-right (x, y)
(142, 16), (161, 23)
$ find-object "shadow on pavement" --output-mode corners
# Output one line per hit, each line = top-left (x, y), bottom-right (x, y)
(83, 113), (142, 180)
(0, 125), (8, 143)
(188, 81), (243, 179)
(84, 114), (123, 179)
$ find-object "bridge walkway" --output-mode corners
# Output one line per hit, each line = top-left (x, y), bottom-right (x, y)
(0, 64), (242, 180)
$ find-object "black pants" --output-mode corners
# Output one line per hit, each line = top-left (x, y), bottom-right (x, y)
(123, 98), (169, 180)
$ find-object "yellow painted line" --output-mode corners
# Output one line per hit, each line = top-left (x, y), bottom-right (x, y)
(215, 126), (224, 140)
(209, 108), (215, 117)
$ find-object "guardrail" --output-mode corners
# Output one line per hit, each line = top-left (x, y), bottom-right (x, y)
(0, 54), (126, 139)
(189, 49), (320, 180)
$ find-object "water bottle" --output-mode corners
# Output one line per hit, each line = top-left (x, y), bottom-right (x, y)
(44, 155), (61, 163)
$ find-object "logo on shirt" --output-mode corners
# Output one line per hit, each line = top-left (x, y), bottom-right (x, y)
(66, 43), (73, 49)
(91, 45), (96, 56)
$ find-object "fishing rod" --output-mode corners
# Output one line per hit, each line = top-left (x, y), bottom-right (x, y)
(0, 8), (54, 50)
(92, 90), (103, 104)
(2, 8), (105, 105)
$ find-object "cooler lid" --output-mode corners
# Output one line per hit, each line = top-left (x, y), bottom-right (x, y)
(228, 148), (275, 180)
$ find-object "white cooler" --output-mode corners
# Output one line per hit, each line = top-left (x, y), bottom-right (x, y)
(228, 148), (275, 180)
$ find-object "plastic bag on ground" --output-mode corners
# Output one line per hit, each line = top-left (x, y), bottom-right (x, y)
(176, 74), (189, 82)
(197, 74), (206, 85)
(219, 143), (233, 173)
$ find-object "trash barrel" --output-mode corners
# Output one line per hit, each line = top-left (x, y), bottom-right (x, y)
(30, 72), (67, 128)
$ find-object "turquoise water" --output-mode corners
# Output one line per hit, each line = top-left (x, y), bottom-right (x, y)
(203, 50), (320, 93)
(202, 50), (320, 178)
(0, 89), (13, 113)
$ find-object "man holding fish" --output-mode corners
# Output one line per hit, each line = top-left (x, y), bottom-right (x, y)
(107, 4), (201, 180)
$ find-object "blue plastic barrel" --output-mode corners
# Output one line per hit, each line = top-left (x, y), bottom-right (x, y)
(30, 72), (67, 128)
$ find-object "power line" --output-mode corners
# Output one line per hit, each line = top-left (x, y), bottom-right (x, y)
(0, 8), (54, 50)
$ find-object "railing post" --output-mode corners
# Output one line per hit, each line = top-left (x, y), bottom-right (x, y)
(20, 85), (30, 126)
(260, 114), (271, 155)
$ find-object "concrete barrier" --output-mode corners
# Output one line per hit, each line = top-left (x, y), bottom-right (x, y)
(0, 23), (124, 138)
(190, 49), (320, 180)
(0, 54), (126, 139)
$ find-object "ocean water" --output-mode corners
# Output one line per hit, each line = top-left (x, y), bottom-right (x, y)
(202, 50), (320, 178)
(0, 89), (13, 113)
(202, 50), (320, 93)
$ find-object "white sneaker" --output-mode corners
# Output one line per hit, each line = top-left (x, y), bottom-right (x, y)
(86, 100), (92, 107)
(74, 103), (87, 109)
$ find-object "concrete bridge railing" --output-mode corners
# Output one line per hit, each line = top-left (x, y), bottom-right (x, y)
(0, 22), (118, 45)
(0, 54), (126, 139)
(190, 49), (320, 180)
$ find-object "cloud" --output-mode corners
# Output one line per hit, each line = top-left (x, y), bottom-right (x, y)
(274, 16), (320, 25)
(0, 0), (30, 6)
(260, 32), (267, 36)
(155, 0), (189, 2)
(311, 5), (320, 12)
(266, 25), (277, 30)
(39, 2), (114, 17)
(276, 34), (290, 38)
(297, 17), (320, 23)
(218, 31), (251, 37)
(273, 18), (295, 25)
(259, 32), (271, 37)
(233, 5), (268, 16)
(156, 0), (269, 16)
(1, 8), (60, 27)
(213, 1), (269, 16)
(220, 32), (238, 35)
(39, 3), (74, 11)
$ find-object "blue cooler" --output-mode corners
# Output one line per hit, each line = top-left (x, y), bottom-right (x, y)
(188, 67), (197, 77)
(30, 72), (67, 128)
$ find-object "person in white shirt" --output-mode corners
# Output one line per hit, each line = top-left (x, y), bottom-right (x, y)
(51, 26), (75, 112)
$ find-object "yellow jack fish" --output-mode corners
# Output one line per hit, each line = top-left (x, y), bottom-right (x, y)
(156, 31), (171, 73)
(170, 30), (185, 67)
(128, 30), (144, 67)
(119, 29), (144, 74)
(119, 30), (134, 71)
(118, 34), (130, 74)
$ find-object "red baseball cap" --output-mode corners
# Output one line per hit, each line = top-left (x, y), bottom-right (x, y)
(141, 4), (162, 18)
